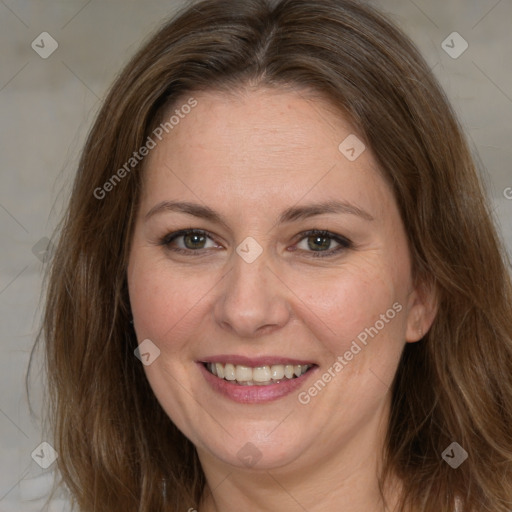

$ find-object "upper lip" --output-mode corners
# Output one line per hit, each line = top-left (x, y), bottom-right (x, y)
(199, 355), (316, 367)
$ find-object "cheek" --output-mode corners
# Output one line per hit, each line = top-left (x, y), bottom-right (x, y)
(127, 252), (216, 353)
(295, 260), (406, 363)
(293, 268), (407, 416)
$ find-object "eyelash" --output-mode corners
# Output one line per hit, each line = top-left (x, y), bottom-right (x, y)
(158, 228), (353, 258)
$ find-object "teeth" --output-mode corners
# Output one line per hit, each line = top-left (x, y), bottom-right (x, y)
(205, 362), (311, 385)
(215, 363), (224, 379)
(253, 366), (271, 382)
(224, 363), (236, 381)
(235, 365), (253, 382)
(271, 365), (285, 380)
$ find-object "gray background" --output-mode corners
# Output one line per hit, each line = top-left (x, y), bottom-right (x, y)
(1, 0), (511, 509)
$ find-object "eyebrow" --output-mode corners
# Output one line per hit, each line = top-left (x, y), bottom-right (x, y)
(144, 199), (374, 226)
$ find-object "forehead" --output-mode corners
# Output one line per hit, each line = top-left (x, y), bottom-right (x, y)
(140, 87), (393, 221)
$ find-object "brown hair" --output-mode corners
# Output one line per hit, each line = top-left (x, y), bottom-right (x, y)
(35, 0), (512, 510)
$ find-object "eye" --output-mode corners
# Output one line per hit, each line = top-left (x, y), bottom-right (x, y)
(159, 228), (352, 258)
(293, 229), (352, 258)
(160, 229), (219, 255)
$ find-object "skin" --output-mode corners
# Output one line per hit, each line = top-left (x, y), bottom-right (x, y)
(127, 87), (437, 512)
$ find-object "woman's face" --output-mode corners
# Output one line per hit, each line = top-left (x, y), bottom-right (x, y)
(127, 87), (433, 473)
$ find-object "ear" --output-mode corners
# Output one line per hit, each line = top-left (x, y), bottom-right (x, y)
(404, 277), (438, 343)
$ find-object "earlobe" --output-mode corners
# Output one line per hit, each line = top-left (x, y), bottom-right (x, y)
(405, 314), (425, 343)
(405, 279), (438, 343)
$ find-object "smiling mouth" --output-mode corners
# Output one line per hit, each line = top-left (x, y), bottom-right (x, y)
(203, 362), (314, 386)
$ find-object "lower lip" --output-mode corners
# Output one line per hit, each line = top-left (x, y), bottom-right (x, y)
(198, 363), (317, 404)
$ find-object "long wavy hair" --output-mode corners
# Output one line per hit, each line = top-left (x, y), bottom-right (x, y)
(34, 0), (512, 510)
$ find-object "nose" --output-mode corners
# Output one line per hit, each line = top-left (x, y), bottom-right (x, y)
(213, 249), (291, 338)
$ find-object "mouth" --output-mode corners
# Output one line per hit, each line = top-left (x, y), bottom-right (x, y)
(202, 361), (315, 386)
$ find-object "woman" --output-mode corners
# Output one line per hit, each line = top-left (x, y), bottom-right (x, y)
(36, 0), (512, 510)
